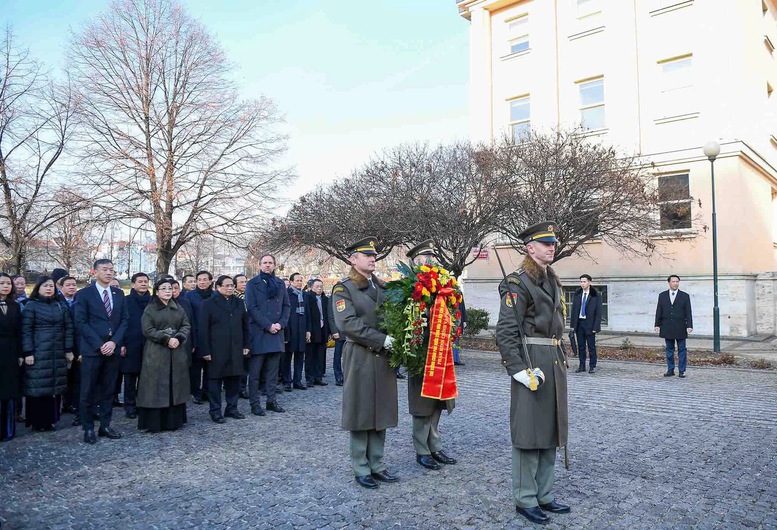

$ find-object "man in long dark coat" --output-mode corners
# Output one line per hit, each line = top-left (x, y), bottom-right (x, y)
(654, 274), (693, 378)
(332, 237), (399, 490)
(199, 275), (249, 423)
(283, 272), (309, 391)
(496, 221), (570, 526)
(305, 278), (330, 386)
(120, 273), (151, 419)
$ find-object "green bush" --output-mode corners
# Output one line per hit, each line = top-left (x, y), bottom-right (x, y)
(463, 308), (490, 338)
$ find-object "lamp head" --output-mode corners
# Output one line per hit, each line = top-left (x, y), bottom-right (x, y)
(703, 141), (721, 161)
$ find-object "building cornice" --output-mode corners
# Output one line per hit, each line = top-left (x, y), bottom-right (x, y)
(457, 0), (521, 20)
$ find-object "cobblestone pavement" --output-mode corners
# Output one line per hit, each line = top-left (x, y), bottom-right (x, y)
(1, 351), (776, 530)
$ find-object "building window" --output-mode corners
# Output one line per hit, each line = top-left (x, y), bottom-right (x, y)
(509, 96), (531, 141)
(576, 0), (602, 20)
(657, 55), (694, 117)
(658, 174), (692, 230)
(578, 77), (605, 130)
(563, 285), (608, 327)
(508, 16), (529, 54)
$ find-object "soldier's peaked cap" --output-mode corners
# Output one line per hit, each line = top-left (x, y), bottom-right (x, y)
(519, 221), (559, 244)
(406, 240), (436, 259)
(346, 236), (378, 256)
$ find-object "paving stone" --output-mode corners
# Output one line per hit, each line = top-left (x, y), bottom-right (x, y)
(0, 351), (775, 529)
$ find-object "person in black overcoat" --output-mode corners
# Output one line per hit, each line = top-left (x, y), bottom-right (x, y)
(184, 271), (213, 403)
(22, 276), (74, 432)
(58, 276), (81, 426)
(120, 273), (151, 419)
(0, 273), (23, 441)
(172, 279), (195, 362)
(654, 275), (693, 377)
(570, 274), (603, 374)
(283, 273), (309, 391)
(305, 279), (330, 386)
(198, 275), (250, 423)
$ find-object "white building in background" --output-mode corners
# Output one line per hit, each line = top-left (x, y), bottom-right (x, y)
(457, 0), (777, 336)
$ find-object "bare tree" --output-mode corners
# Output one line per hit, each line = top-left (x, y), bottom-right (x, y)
(42, 186), (99, 273)
(494, 130), (667, 263)
(0, 29), (79, 274)
(69, 0), (292, 274)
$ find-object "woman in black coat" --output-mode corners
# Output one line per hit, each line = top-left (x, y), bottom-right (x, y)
(199, 275), (249, 423)
(0, 273), (23, 441)
(21, 276), (74, 431)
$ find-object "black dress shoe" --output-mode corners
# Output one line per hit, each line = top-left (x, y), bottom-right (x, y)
(355, 475), (379, 489)
(266, 402), (285, 413)
(293, 383), (307, 390)
(679, 372), (686, 378)
(284, 385), (293, 392)
(84, 430), (97, 444)
(664, 370), (675, 377)
(371, 470), (399, 482)
(335, 381), (343, 386)
(62, 405), (77, 414)
(251, 407), (266, 416)
(575, 366), (586, 373)
(72, 418), (81, 427)
(396, 372), (406, 380)
(588, 367), (596, 374)
(98, 426), (122, 439)
(125, 411), (138, 420)
(314, 380), (328, 386)
(516, 506), (550, 524)
(212, 416), (226, 424)
(192, 395), (204, 404)
(416, 454), (442, 470)
(225, 411), (245, 419)
(112, 398), (123, 407)
(431, 450), (457, 465)
(539, 500), (571, 514)
(453, 361), (465, 366)
(239, 390), (249, 399)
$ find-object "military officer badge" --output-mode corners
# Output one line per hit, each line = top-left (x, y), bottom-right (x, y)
(336, 299), (346, 312)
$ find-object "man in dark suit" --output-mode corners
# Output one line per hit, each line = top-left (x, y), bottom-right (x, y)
(245, 254), (290, 415)
(74, 259), (129, 444)
(654, 274), (693, 378)
(305, 278), (330, 386)
(283, 272), (309, 391)
(570, 274), (603, 374)
(184, 270), (213, 404)
(120, 272), (151, 419)
(59, 276), (81, 425)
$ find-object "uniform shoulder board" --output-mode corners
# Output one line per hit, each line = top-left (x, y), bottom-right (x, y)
(332, 284), (346, 294)
(507, 276), (521, 286)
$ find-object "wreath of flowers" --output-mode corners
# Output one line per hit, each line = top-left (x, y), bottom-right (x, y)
(380, 261), (463, 376)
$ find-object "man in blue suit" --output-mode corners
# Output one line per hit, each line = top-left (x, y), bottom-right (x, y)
(245, 254), (290, 416)
(74, 259), (129, 444)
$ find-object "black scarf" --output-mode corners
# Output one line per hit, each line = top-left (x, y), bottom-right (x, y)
(196, 287), (213, 300)
(260, 271), (278, 298)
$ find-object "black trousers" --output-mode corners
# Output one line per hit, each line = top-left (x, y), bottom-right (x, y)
(208, 376), (240, 418)
(80, 354), (121, 431)
(282, 350), (305, 386)
(248, 352), (281, 410)
(305, 342), (326, 384)
(123, 372), (140, 413)
(63, 360), (82, 412)
(240, 357), (250, 393)
(576, 325), (597, 368)
(189, 358), (209, 399)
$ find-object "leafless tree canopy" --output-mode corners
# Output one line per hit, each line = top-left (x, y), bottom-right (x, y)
(0, 29), (81, 274)
(69, 0), (292, 274)
(494, 130), (663, 262)
(264, 132), (672, 274)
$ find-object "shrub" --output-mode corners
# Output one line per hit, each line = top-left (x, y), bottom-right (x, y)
(463, 308), (490, 338)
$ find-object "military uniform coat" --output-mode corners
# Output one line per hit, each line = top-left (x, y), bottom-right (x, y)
(332, 268), (398, 432)
(136, 298), (191, 409)
(198, 294), (249, 379)
(496, 257), (568, 450)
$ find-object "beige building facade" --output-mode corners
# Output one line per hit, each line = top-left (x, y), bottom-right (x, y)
(458, 0), (777, 336)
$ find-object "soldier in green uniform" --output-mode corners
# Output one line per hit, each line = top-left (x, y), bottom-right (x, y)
(496, 221), (570, 526)
(405, 240), (457, 471)
(331, 237), (399, 489)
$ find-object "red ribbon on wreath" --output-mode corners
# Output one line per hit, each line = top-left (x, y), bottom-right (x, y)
(420, 287), (458, 400)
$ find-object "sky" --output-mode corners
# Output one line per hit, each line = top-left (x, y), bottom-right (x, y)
(4, 0), (471, 201)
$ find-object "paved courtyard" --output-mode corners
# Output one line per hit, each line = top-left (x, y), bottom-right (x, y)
(1, 351), (775, 530)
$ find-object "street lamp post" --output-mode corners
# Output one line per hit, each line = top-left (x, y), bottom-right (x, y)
(703, 141), (721, 352)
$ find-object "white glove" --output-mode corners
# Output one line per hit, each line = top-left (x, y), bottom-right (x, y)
(383, 336), (395, 350)
(512, 368), (545, 391)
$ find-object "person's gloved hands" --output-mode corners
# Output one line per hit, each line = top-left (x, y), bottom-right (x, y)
(512, 368), (545, 391)
(383, 336), (395, 350)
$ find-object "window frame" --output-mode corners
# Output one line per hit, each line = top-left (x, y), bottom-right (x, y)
(508, 94), (531, 142)
(506, 14), (530, 55)
(577, 77), (606, 131)
(657, 173), (693, 231)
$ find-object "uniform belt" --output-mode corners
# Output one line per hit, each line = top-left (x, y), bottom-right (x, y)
(524, 337), (561, 346)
